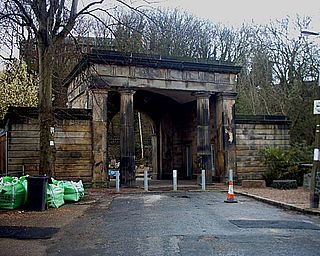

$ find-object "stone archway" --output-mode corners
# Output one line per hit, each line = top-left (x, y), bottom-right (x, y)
(106, 89), (181, 183)
(107, 109), (157, 180)
(65, 50), (241, 187)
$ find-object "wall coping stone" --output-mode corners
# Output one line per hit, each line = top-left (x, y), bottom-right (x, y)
(242, 180), (266, 188)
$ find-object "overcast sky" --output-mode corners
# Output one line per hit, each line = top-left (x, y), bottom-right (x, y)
(1, 0), (319, 67)
(80, 0), (320, 29)
(147, 0), (320, 29)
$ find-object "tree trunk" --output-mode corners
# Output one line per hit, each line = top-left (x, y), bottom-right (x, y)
(38, 43), (54, 176)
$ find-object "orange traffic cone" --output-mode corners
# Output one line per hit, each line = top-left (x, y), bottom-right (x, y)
(224, 169), (238, 203)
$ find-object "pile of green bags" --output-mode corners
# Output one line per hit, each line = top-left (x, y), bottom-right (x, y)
(0, 175), (85, 210)
(47, 180), (65, 208)
(63, 180), (85, 202)
(0, 176), (27, 210)
(48, 179), (85, 208)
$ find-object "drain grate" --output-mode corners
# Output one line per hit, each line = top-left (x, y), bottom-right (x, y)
(230, 220), (320, 230)
(0, 226), (59, 240)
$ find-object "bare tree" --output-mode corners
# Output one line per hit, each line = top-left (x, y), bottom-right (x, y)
(236, 16), (320, 144)
(0, 0), (139, 175)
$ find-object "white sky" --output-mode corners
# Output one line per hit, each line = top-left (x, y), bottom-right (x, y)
(81, 0), (320, 30)
(148, 0), (320, 30)
(1, 0), (319, 67)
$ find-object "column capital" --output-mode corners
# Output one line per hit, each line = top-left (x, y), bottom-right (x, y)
(119, 88), (136, 95)
(192, 91), (211, 98)
(90, 88), (109, 95)
(216, 92), (237, 101)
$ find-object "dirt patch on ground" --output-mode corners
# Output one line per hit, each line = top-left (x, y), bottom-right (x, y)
(236, 186), (310, 208)
(0, 189), (100, 228)
(0, 188), (116, 256)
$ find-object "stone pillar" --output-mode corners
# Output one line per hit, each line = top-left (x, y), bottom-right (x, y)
(151, 133), (158, 180)
(92, 89), (108, 187)
(194, 92), (212, 183)
(120, 89), (136, 187)
(215, 92), (237, 181)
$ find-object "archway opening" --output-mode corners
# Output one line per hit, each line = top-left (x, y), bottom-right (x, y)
(107, 110), (156, 179)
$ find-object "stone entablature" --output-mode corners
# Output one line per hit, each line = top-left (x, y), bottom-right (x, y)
(93, 65), (236, 90)
(65, 51), (240, 108)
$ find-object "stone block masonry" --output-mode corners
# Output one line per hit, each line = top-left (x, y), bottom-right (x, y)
(235, 115), (290, 181)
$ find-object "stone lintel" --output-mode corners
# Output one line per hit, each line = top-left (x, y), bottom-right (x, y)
(99, 75), (235, 93)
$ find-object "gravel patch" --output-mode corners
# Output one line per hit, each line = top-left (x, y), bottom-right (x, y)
(235, 186), (313, 209)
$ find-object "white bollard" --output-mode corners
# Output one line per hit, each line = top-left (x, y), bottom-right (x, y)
(173, 169), (177, 191)
(144, 169), (148, 192)
(116, 171), (120, 192)
(201, 169), (206, 191)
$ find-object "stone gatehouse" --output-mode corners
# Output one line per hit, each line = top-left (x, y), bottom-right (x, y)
(0, 51), (290, 187)
(65, 50), (241, 186)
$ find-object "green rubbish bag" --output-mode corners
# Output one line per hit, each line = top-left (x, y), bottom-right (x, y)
(19, 175), (28, 205)
(47, 181), (65, 208)
(0, 176), (26, 210)
(63, 180), (84, 202)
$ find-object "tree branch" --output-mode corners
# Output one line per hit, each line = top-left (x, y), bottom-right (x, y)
(85, 12), (117, 38)
(55, 0), (103, 43)
(11, 0), (38, 34)
(52, 0), (65, 35)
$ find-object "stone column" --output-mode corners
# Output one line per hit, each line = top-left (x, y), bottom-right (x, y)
(91, 89), (108, 187)
(120, 89), (136, 187)
(215, 92), (237, 181)
(194, 92), (212, 183)
(151, 133), (158, 180)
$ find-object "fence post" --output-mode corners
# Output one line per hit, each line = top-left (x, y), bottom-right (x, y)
(201, 169), (206, 191)
(116, 171), (120, 192)
(173, 170), (177, 191)
(144, 169), (148, 192)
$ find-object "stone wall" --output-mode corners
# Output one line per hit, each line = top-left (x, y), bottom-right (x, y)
(3, 108), (93, 185)
(1, 108), (291, 184)
(235, 115), (290, 180)
(54, 117), (93, 184)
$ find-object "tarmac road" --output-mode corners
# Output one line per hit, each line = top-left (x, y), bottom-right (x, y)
(46, 191), (320, 256)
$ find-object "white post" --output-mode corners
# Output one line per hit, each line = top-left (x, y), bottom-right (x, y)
(116, 171), (120, 192)
(201, 169), (206, 191)
(173, 169), (177, 191)
(144, 169), (148, 192)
